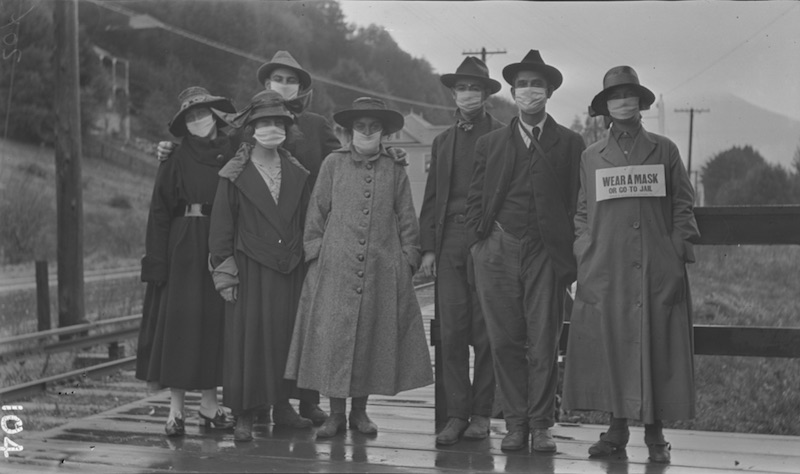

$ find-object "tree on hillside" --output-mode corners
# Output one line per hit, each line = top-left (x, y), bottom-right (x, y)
(701, 145), (768, 205)
(713, 162), (795, 205)
(569, 114), (608, 147)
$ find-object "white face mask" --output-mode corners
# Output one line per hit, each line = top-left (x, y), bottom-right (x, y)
(352, 130), (382, 155)
(607, 97), (640, 120)
(514, 86), (548, 115)
(253, 125), (286, 149)
(270, 82), (300, 100)
(186, 114), (216, 138)
(455, 90), (484, 115)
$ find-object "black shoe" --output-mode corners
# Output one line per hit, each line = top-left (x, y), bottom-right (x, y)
(316, 413), (347, 438)
(234, 413), (254, 442)
(273, 402), (313, 429)
(165, 415), (185, 437)
(588, 429), (630, 457)
(199, 408), (235, 429)
(501, 430), (528, 451)
(349, 409), (378, 434)
(647, 442), (671, 463)
(299, 401), (328, 426)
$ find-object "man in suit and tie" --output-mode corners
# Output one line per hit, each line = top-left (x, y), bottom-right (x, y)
(465, 50), (585, 452)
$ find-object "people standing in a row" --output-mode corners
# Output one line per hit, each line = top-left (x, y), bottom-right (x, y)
(285, 97), (433, 438)
(136, 87), (238, 436)
(466, 50), (585, 453)
(208, 90), (318, 442)
(419, 56), (503, 446)
(562, 65), (699, 464)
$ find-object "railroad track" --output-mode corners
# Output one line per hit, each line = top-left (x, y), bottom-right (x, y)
(0, 266), (141, 294)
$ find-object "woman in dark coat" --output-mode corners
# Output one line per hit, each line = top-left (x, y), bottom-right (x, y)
(285, 98), (433, 438)
(208, 90), (316, 442)
(136, 87), (238, 436)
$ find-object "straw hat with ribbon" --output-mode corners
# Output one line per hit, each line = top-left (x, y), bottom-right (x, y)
(233, 89), (295, 130)
(168, 86), (236, 137)
(333, 97), (405, 135)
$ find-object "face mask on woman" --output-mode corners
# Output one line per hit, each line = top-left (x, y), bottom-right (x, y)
(186, 114), (216, 138)
(514, 86), (548, 115)
(270, 82), (300, 100)
(607, 97), (640, 121)
(352, 130), (382, 155)
(455, 90), (484, 115)
(254, 125), (286, 149)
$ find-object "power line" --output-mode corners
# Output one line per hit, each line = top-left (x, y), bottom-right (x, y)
(85, 0), (453, 111)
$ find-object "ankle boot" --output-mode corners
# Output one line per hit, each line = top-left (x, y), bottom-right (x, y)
(234, 412), (254, 442)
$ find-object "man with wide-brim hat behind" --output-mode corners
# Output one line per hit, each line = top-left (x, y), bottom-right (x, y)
(465, 49), (585, 452)
(419, 56), (504, 446)
(563, 65), (699, 464)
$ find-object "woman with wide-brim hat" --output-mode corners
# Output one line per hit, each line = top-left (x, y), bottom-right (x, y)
(208, 89), (318, 442)
(136, 86), (238, 436)
(285, 97), (433, 438)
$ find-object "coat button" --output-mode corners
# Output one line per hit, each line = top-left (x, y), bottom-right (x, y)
(364, 191), (371, 198)
(633, 262), (641, 269)
(216, 154), (225, 162)
(357, 270), (364, 277)
(356, 287), (363, 294)
(366, 163), (373, 170)
(357, 254), (364, 261)
(365, 176), (372, 183)
(359, 239), (366, 245)
(632, 221), (640, 229)
(363, 209), (370, 215)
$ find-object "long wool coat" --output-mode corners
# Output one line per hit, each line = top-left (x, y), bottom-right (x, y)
(208, 143), (313, 413)
(136, 135), (236, 390)
(285, 146), (434, 398)
(562, 126), (700, 423)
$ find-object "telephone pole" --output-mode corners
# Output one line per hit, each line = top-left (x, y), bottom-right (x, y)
(674, 107), (710, 176)
(53, 0), (85, 328)
(463, 47), (506, 63)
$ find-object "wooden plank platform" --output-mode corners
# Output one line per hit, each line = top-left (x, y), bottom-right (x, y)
(5, 303), (800, 473)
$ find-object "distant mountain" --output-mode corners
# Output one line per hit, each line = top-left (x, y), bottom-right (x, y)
(657, 93), (800, 172)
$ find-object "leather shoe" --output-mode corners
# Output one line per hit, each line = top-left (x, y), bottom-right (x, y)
(532, 428), (557, 452)
(588, 429), (629, 457)
(501, 429), (528, 451)
(463, 415), (491, 440)
(272, 402), (313, 429)
(435, 417), (469, 445)
(165, 415), (185, 437)
(349, 409), (378, 434)
(647, 442), (671, 463)
(234, 412), (254, 442)
(316, 413), (347, 438)
(199, 408), (235, 429)
(299, 401), (328, 426)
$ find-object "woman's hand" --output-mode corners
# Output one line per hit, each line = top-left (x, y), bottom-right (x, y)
(220, 286), (238, 303)
(420, 251), (436, 278)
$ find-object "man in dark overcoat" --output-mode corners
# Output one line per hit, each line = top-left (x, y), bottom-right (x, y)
(419, 56), (504, 445)
(465, 50), (585, 452)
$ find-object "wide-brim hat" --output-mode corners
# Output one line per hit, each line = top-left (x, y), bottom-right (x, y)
(169, 86), (236, 137)
(589, 65), (656, 117)
(502, 49), (563, 90)
(256, 50), (312, 90)
(237, 89), (295, 129)
(440, 56), (502, 95)
(333, 97), (405, 135)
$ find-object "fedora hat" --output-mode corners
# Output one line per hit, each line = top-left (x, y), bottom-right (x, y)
(256, 50), (312, 90)
(237, 89), (295, 129)
(440, 56), (502, 95)
(333, 97), (404, 135)
(589, 65), (655, 117)
(502, 50), (563, 90)
(168, 86), (236, 137)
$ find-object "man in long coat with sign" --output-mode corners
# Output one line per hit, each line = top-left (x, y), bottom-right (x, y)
(562, 66), (700, 464)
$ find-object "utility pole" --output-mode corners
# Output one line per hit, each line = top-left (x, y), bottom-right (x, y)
(463, 47), (506, 63)
(674, 107), (710, 176)
(53, 0), (85, 328)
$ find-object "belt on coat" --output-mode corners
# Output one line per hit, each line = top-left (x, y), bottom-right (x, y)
(177, 203), (212, 217)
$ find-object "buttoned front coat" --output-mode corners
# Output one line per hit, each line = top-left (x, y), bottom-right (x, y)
(419, 113), (504, 257)
(562, 126), (700, 423)
(465, 115), (585, 286)
(285, 146), (433, 398)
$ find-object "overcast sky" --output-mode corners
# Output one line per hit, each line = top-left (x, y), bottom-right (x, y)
(339, 1), (800, 126)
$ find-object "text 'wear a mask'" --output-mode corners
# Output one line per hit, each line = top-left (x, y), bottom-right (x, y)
(270, 82), (299, 100)
(514, 87), (547, 115)
(607, 97), (640, 120)
(455, 91), (484, 115)
(186, 114), (216, 138)
(352, 130), (381, 155)
(254, 125), (286, 149)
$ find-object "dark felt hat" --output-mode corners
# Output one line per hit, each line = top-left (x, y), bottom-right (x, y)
(168, 86), (235, 137)
(502, 49), (563, 90)
(589, 65), (655, 117)
(256, 50), (312, 90)
(440, 56), (502, 95)
(333, 97), (405, 135)
(238, 89), (295, 128)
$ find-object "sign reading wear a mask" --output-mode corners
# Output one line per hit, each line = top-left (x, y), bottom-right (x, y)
(595, 164), (666, 201)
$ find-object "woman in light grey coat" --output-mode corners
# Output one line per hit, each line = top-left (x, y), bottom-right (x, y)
(285, 97), (433, 438)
